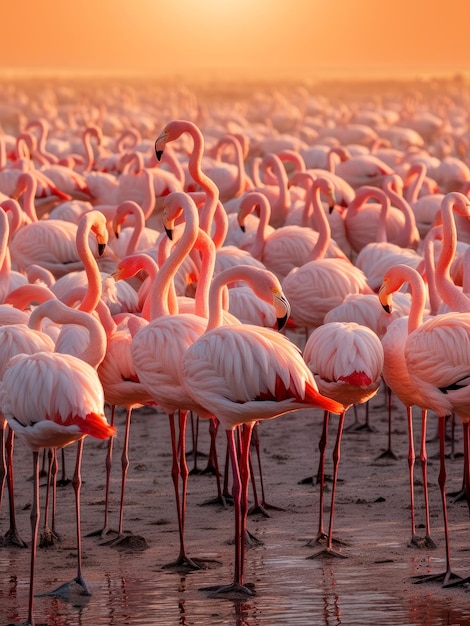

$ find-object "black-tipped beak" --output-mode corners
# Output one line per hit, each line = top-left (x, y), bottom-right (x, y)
(275, 294), (291, 331)
(239, 223), (246, 233)
(98, 243), (106, 256)
(381, 303), (391, 314)
(328, 203), (335, 214)
(156, 149), (163, 161)
(277, 312), (289, 331)
(165, 226), (173, 240)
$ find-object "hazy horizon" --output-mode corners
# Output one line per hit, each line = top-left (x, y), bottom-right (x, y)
(2, 1), (469, 87)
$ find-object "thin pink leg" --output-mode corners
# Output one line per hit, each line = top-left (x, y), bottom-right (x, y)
(3, 427), (27, 547)
(26, 450), (40, 626)
(406, 407), (417, 544)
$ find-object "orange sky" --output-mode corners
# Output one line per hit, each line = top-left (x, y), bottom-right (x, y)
(2, 0), (470, 81)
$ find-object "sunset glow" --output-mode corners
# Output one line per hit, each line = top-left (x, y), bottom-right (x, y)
(1, 0), (469, 82)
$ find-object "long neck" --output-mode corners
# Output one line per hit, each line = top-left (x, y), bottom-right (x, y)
(406, 269), (426, 334)
(239, 192), (271, 260)
(115, 201), (145, 257)
(262, 154), (291, 227)
(308, 181), (332, 261)
(16, 173), (39, 222)
(404, 163), (426, 204)
(215, 135), (247, 199)
(383, 176), (417, 247)
(0, 208), (10, 303)
(142, 169), (156, 219)
(76, 214), (103, 313)
(422, 227), (443, 315)
(435, 196), (470, 312)
(347, 187), (389, 243)
(150, 201), (199, 319)
(192, 229), (216, 318)
(184, 123), (220, 235)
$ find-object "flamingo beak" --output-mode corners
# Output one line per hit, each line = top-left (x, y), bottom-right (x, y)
(274, 293), (291, 331)
(98, 243), (106, 256)
(155, 129), (168, 161)
(378, 283), (392, 314)
(164, 226), (173, 241)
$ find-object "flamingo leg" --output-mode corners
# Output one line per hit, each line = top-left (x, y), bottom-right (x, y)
(412, 414), (465, 586)
(163, 411), (209, 571)
(0, 422), (5, 514)
(39, 448), (57, 547)
(309, 411), (348, 559)
(202, 426), (255, 599)
(307, 410), (329, 547)
(3, 427), (27, 547)
(406, 407), (418, 546)
(376, 386), (399, 460)
(420, 410), (437, 548)
(26, 450), (40, 626)
(248, 423), (284, 516)
(87, 405), (116, 538)
(117, 407), (132, 536)
(200, 417), (229, 508)
(46, 439), (91, 598)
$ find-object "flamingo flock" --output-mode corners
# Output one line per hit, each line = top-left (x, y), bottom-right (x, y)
(1, 77), (470, 623)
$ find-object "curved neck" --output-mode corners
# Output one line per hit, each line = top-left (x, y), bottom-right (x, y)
(150, 197), (199, 319)
(215, 135), (247, 198)
(435, 196), (470, 312)
(261, 153), (291, 226)
(348, 187), (390, 243)
(192, 229), (216, 318)
(383, 176), (417, 247)
(76, 213), (105, 313)
(238, 191), (271, 260)
(308, 181), (332, 261)
(404, 163), (426, 203)
(422, 227), (443, 315)
(14, 173), (39, 222)
(406, 269), (427, 334)
(114, 200), (145, 257)
(29, 300), (107, 369)
(183, 122), (219, 235)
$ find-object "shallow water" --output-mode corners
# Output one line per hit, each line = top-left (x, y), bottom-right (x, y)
(3, 541), (470, 626)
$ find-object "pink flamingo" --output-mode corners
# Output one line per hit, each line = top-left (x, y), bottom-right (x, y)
(109, 200), (160, 259)
(302, 321), (384, 557)
(343, 184), (419, 256)
(333, 151), (394, 189)
(201, 133), (251, 202)
(378, 264), (437, 548)
(0, 349), (115, 625)
(180, 271), (343, 598)
(237, 185), (348, 282)
(129, 191), (216, 570)
(0, 321), (55, 549)
(282, 181), (372, 338)
(50, 211), (138, 317)
(353, 185), (422, 292)
(403, 309), (470, 587)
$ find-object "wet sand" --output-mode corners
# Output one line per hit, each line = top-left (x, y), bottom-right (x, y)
(1, 381), (470, 625)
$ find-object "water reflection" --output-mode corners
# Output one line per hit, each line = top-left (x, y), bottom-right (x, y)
(2, 549), (470, 625)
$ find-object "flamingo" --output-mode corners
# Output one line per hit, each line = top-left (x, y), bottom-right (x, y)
(180, 269), (343, 597)
(237, 186), (348, 282)
(302, 321), (384, 557)
(0, 322), (55, 550)
(403, 310), (470, 587)
(0, 350), (115, 625)
(282, 179), (372, 338)
(378, 264), (437, 548)
(128, 191), (217, 571)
